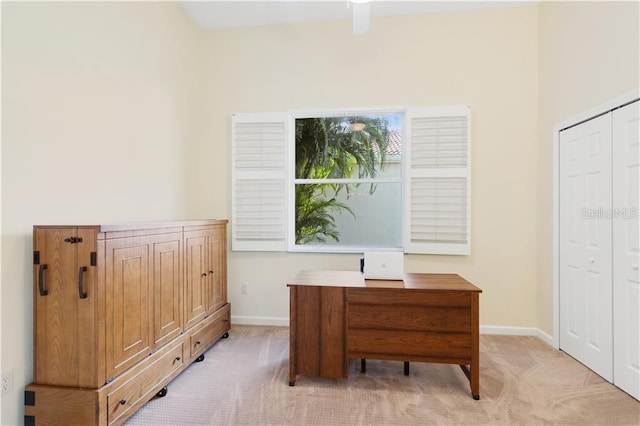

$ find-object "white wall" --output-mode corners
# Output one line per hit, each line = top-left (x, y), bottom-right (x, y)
(198, 6), (540, 328)
(1, 2), (208, 424)
(536, 0), (640, 335)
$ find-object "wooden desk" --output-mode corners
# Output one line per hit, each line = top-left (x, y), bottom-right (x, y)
(287, 271), (482, 399)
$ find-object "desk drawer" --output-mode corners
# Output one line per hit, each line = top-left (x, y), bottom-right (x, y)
(348, 288), (471, 307)
(348, 304), (470, 333)
(348, 329), (471, 363)
(107, 342), (184, 424)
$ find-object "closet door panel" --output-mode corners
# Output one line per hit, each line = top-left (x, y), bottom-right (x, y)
(613, 100), (640, 400)
(559, 113), (613, 381)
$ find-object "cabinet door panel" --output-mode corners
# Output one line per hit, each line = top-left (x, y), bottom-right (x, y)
(76, 227), (100, 387)
(106, 239), (152, 379)
(153, 235), (183, 347)
(184, 233), (207, 329)
(33, 227), (79, 386)
(207, 228), (226, 313)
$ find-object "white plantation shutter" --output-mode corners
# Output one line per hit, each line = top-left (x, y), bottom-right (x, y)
(232, 113), (288, 251)
(404, 106), (471, 254)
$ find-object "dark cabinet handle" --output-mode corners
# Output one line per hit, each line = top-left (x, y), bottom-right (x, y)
(78, 266), (88, 299)
(38, 264), (48, 296)
(201, 273), (207, 278)
(175, 356), (181, 361)
(119, 399), (126, 405)
(195, 340), (201, 345)
(208, 270), (214, 275)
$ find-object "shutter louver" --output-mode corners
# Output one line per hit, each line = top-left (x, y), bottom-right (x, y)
(404, 106), (471, 255)
(232, 113), (288, 251)
(411, 116), (468, 168)
(410, 177), (468, 244)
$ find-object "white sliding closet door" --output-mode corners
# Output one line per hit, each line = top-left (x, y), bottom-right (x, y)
(559, 113), (613, 381)
(612, 100), (640, 400)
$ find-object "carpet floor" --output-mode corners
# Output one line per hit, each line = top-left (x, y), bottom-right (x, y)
(125, 325), (639, 426)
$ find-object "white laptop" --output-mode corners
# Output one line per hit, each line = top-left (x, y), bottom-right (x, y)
(363, 252), (404, 280)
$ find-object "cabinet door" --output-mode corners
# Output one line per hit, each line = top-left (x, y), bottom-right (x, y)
(152, 233), (183, 347)
(33, 227), (79, 386)
(105, 237), (153, 380)
(206, 227), (227, 314)
(184, 231), (208, 329)
(33, 227), (99, 387)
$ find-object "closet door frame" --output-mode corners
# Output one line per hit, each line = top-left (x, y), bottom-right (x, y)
(553, 89), (640, 349)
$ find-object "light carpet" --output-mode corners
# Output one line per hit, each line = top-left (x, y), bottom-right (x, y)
(125, 325), (639, 426)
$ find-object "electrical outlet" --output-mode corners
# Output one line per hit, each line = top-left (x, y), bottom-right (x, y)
(241, 284), (248, 295)
(1, 369), (13, 395)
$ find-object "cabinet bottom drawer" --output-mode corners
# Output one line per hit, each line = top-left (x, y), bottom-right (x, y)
(189, 304), (231, 360)
(107, 342), (184, 425)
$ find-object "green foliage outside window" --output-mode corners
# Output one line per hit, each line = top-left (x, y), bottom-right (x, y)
(294, 116), (391, 244)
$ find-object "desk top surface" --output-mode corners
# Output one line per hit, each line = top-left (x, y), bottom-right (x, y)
(288, 270), (482, 292)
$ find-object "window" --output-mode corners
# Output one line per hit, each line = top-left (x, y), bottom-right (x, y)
(231, 106), (471, 255)
(293, 112), (403, 252)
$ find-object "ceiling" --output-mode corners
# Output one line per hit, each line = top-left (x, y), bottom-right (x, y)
(178, 1), (536, 30)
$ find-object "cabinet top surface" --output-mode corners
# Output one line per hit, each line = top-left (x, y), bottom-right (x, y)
(33, 219), (228, 232)
(288, 270), (482, 292)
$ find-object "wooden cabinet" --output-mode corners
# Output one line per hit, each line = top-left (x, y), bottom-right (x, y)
(26, 220), (230, 426)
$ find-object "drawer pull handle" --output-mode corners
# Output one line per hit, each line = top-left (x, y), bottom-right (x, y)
(196, 340), (201, 345)
(209, 270), (215, 275)
(38, 264), (48, 296)
(201, 273), (207, 278)
(78, 266), (88, 299)
(175, 356), (181, 361)
(119, 399), (126, 405)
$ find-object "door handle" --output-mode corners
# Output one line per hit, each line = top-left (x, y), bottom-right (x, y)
(78, 266), (88, 299)
(38, 264), (48, 296)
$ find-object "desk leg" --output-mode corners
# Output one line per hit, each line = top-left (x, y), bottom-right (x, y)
(289, 287), (297, 386)
(470, 292), (480, 400)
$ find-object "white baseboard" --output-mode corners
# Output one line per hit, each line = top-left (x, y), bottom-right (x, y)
(481, 325), (557, 348)
(480, 325), (539, 336)
(231, 315), (289, 327)
(232, 318), (559, 347)
(535, 329), (556, 348)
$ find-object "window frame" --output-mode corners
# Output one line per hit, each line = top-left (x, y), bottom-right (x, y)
(231, 105), (471, 255)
